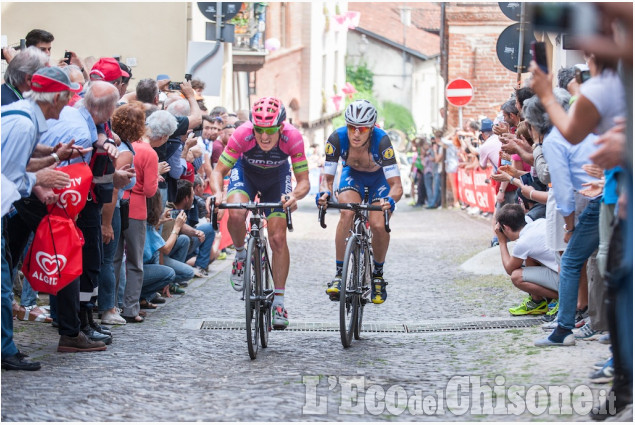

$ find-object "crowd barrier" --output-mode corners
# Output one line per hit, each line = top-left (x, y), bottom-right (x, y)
(456, 166), (497, 213)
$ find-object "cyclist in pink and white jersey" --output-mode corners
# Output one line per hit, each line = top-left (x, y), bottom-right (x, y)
(208, 97), (309, 329)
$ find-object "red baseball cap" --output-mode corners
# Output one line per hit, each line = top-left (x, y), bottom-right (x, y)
(31, 67), (82, 93)
(89, 57), (129, 82)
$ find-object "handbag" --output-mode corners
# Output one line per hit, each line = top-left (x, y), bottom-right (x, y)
(120, 197), (130, 231)
(48, 162), (93, 219)
(21, 214), (84, 295)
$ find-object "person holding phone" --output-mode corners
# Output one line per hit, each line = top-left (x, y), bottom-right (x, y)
(478, 118), (516, 245)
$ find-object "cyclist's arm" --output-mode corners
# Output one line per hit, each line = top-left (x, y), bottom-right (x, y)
(385, 175), (403, 203)
(378, 135), (403, 203)
(210, 161), (230, 200)
(319, 131), (341, 198)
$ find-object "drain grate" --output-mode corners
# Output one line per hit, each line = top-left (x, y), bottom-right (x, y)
(200, 318), (542, 333)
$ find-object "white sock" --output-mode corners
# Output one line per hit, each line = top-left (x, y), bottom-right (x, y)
(235, 246), (246, 260)
(273, 289), (285, 308)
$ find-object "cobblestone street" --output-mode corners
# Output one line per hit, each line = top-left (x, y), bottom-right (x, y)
(1, 199), (622, 421)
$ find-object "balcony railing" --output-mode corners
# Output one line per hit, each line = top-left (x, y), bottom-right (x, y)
(231, 2), (267, 52)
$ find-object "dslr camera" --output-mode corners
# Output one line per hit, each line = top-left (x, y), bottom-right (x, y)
(168, 73), (192, 91)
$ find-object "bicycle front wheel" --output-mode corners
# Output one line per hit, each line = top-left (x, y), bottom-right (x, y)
(354, 242), (372, 340)
(340, 235), (360, 348)
(259, 245), (272, 348)
(245, 237), (261, 359)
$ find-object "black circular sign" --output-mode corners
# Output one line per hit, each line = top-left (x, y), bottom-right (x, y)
(496, 23), (535, 73)
(197, 2), (243, 22)
(498, 2), (522, 22)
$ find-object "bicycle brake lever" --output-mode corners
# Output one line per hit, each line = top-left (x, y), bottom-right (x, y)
(210, 196), (219, 231)
(319, 205), (327, 229)
(384, 209), (391, 233)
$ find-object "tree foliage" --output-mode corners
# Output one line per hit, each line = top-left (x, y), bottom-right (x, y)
(346, 63), (374, 92)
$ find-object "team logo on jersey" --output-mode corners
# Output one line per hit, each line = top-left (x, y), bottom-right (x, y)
(293, 152), (303, 159)
(325, 142), (335, 155)
(382, 147), (395, 160)
(228, 147), (238, 154)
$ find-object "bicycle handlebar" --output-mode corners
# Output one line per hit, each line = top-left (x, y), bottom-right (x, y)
(318, 200), (391, 233)
(209, 196), (293, 232)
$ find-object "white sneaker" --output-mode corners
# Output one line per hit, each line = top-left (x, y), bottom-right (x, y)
(230, 258), (245, 291)
(100, 310), (126, 325)
(272, 305), (289, 330)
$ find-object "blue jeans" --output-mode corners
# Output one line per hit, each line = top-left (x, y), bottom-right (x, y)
(16, 233), (37, 307)
(141, 263), (174, 301)
(432, 171), (441, 207)
(97, 206), (121, 312)
(557, 198), (600, 330)
(187, 223), (215, 269)
(1, 233), (18, 358)
(424, 172), (435, 207)
(165, 235), (194, 283)
(19, 279), (37, 307)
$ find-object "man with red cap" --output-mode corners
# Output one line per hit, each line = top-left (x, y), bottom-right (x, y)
(89, 57), (129, 98)
(1, 67), (93, 371)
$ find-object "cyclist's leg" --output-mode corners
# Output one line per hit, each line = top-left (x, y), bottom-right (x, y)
(368, 169), (392, 264)
(368, 170), (391, 303)
(226, 160), (252, 250)
(226, 161), (253, 289)
(262, 166), (292, 328)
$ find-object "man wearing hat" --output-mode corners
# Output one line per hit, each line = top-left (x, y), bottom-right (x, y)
(89, 57), (129, 98)
(1, 67), (95, 371)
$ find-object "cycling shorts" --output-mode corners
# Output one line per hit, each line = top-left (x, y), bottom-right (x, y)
(227, 159), (292, 218)
(337, 166), (390, 203)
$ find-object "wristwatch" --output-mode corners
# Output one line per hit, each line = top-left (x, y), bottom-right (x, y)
(563, 224), (575, 233)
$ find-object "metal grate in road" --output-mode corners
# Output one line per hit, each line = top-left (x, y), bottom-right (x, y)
(200, 318), (542, 333)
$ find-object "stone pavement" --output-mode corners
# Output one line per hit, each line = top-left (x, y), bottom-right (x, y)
(1, 199), (626, 421)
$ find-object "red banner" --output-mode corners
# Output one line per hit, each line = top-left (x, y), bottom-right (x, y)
(457, 166), (497, 213)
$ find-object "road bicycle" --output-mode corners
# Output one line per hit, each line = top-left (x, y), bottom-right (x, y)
(210, 196), (293, 359)
(318, 194), (390, 348)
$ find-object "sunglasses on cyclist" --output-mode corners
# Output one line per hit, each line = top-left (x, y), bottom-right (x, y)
(253, 125), (281, 135)
(347, 124), (372, 133)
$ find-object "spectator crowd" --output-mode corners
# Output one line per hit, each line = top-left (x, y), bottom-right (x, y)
(1, 28), (246, 368)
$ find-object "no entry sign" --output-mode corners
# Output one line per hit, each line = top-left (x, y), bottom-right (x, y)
(446, 79), (474, 107)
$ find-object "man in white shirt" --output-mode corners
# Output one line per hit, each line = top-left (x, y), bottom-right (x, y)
(494, 204), (559, 315)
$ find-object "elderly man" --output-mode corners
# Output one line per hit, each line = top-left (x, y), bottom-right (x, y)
(1, 47), (49, 106)
(9, 80), (125, 352)
(41, 81), (125, 345)
(1, 67), (86, 370)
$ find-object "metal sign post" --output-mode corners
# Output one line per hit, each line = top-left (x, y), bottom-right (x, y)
(516, 3), (526, 86)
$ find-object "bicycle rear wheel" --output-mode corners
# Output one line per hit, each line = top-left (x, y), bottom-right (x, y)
(259, 244), (272, 348)
(245, 237), (261, 359)
(340, 235), (360, 348)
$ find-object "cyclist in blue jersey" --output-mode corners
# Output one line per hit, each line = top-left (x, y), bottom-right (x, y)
(316, 100), (403, 304)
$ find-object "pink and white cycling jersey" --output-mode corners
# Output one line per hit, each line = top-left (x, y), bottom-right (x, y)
(219, 121), (308, 174)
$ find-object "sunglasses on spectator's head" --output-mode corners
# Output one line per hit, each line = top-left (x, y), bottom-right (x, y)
(253, 125), (281, 135)
(347, 124), (371, 133)
(223, 124), (236, 130)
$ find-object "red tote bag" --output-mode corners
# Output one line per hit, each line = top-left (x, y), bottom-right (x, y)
(21, 214), (85, 295)
(48, 162), (93, 219)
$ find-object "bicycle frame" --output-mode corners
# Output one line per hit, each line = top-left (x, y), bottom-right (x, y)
(318, 196), (391, 347)
(209, 197), (293, 359)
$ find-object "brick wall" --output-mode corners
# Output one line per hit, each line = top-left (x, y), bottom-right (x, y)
(444, 2), (529, 129)
(255, 2), (305, 124)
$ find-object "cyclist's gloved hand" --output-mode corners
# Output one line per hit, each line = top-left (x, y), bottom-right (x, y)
(384, 196), (396, 212)
(315, 190), (331, 206)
